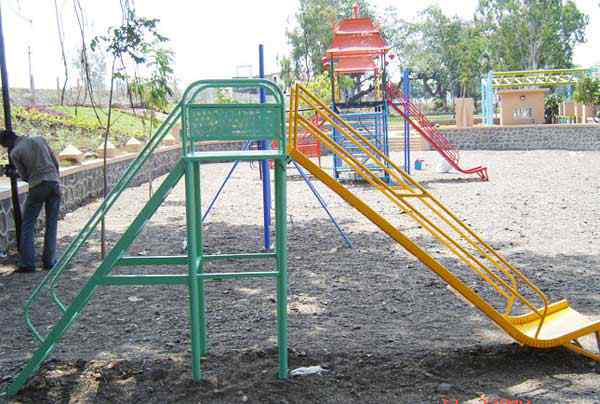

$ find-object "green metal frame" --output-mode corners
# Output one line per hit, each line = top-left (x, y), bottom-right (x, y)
(1, 79), (288, 397)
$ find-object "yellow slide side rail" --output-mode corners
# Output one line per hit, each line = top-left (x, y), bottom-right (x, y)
(289, 83), (550, 338)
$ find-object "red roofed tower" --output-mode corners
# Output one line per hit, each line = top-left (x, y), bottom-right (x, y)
(323, 3), (393, 181)
(324, 2), (390, 105)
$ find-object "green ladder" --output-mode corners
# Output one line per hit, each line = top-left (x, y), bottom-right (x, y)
(1, 79), (289, 397)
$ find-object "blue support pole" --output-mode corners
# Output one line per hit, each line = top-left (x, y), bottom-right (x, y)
(484, 71), (494, 125)
(384, 101), (391, 183)
(292, 161), (352, 248)
(259, 44), (272, 249)
(202, 141), (253, 222)
(402, 68), (411, 174)
(481, 78), (487, 124)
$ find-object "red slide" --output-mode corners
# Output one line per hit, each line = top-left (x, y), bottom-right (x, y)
(386, 86), (488, 181)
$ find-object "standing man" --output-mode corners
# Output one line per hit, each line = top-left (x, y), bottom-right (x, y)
(1, 129), (61, 273)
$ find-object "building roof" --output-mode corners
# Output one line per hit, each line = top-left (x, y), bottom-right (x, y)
(325, 5), (389, 61)
(323, 55), (378, 73)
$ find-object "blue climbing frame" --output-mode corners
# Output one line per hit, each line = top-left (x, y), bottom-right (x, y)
(332, 107), (390, 180)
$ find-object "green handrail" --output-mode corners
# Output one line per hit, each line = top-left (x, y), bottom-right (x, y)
(4, 79), (287, 398)
(3, 160), (185, 398)
(181, 79), (283, 105)
(24, 103), (182, 342)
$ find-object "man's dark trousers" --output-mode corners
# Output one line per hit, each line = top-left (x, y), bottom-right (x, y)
(20, 181), (61, 269)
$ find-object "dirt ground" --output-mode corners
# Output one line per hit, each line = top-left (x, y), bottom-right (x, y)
(1, 150), (599, 403)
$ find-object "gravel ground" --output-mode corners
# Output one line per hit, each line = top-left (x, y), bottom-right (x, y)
(0, 149), (599, 403)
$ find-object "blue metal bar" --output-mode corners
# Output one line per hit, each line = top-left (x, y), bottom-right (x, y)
(259, 44), (272, 249)
(201, 140), (252, 222)
(482, 73), (488, 125)
(484, 71), (494, 125)
(292, 161), (352, 248)
(335, 109), (389, 177)
(382, 100), (391, 183)
(402, 68), (411, 174)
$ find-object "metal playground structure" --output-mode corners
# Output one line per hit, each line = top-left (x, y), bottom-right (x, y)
(204, 45), (352, 249)
(481, 67), (599, 125)
(324, 3), (488, 181)
(1, 78), (599, 397)
(324, 3), (392, 179)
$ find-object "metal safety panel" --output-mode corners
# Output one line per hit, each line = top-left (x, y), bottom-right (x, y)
(184, 104), (283, 142)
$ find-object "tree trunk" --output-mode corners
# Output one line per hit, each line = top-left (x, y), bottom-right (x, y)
(148, 112), (154, 198)
(100, 58), (117, 259)
(73, 0), (103, 124)
(54, 0), (68, 105)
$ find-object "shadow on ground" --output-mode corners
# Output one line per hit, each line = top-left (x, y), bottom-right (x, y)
(1, 219), (599, 403)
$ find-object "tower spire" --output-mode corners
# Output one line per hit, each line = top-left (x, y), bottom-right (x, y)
(352, 2), (360, 18)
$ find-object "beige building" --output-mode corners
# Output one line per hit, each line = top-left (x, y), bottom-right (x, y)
(497, 88), (547, 126)
(562, 100), (576, 116)
(454, 98), (475, 128)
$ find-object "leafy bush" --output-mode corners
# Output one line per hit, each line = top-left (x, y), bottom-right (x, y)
(544, 93), (563, 124)
(0, 105), (154, 164)
(573, 77), (600, 106)
(215, 89), (237, 104)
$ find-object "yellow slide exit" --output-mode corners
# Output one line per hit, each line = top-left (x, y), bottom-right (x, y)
(288, 83), (600, 361)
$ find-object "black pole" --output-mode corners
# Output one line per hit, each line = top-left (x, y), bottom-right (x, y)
(0, 5), (23, 253)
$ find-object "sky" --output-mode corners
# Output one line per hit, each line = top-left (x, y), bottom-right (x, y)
(2, 0), (600, 90)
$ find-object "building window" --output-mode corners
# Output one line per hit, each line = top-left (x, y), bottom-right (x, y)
(513, 107), (533, 119)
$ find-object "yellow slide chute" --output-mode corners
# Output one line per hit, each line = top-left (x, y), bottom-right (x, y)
(288, 83), (600, 361)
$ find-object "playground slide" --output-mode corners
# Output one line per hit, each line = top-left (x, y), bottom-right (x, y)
(385, 87), (489, 181)
(289, 83), (600, 360)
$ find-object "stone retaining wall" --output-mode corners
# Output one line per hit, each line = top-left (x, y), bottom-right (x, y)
(439, 124), (600, 151)
(0, 141), (242, 253)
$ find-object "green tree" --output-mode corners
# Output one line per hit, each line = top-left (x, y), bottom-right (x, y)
(389, 6), (489, 105)
(286, 0), (336, 81)
(573, 76), (600, 106)
(90, 2), (170, 256)
(304, 71), (334, 102)
(454, 24), (489, 97)
(544, 93), (563, 123)
(214, 89), (236, 104)
(476, 0), (589, 70)
(130, 48), (175, 196)
(277, 55), (294, 89)
(284, 0), (375, 81)
(335, 0), (374, 19)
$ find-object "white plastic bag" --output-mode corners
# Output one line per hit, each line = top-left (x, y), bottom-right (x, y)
(437, 160), (452, 173)
(290, 365), (329, 376)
